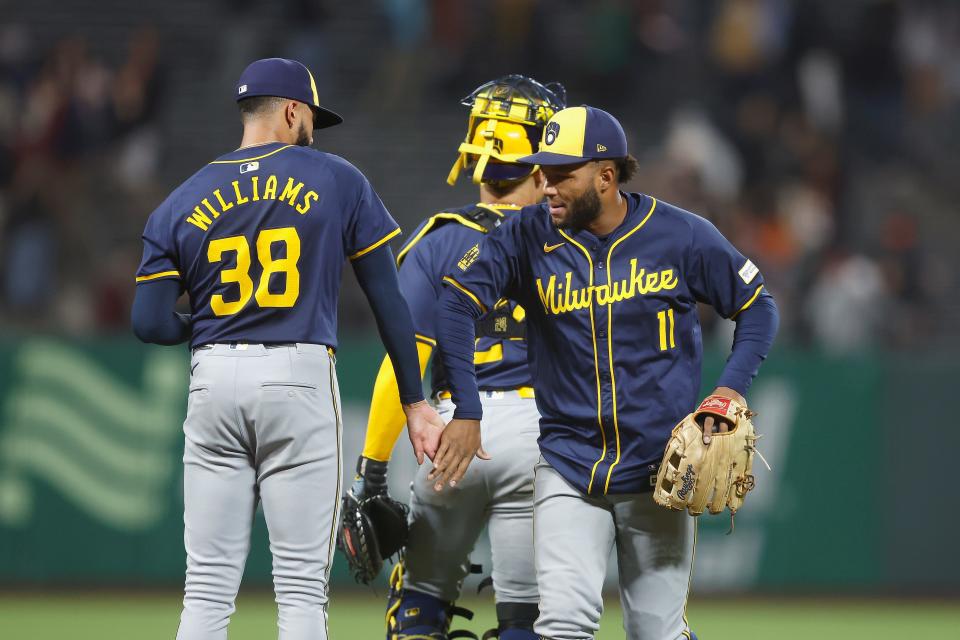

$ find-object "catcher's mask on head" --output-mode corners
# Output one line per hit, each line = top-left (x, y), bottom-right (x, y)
(447, 74), (567, 186)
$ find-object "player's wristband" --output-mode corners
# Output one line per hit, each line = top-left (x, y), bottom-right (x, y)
(357, 456), (388, 483)
(354, 456), (388, 497)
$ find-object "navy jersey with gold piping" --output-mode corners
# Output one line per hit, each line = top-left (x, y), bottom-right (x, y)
(397, 203), (531, 396)
(135, 142), (399, 348)
(443, 193), (771, 495)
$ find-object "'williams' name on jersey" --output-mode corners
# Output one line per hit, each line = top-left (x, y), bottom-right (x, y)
(136, 142), (399, 348)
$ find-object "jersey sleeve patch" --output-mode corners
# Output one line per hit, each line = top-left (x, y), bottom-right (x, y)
(457, 244), (480, 271)
(738, 259), (759, 284)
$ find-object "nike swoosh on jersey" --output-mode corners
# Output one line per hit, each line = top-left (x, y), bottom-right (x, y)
(543, 242), (565, 253)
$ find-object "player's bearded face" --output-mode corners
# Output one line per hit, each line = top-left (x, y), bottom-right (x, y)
(548, 183), (602, 230)
(565, 185), (602, 230)
(543, 163), (602, 230)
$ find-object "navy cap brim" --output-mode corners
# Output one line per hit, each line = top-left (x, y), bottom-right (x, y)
(310, 105), (343, 130)
(517, 151), (592, 166)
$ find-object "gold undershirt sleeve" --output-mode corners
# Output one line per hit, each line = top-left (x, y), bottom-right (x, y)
(361, 341), (434, 462)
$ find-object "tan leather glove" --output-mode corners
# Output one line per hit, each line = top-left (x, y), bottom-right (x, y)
(653, 395), (759, 517)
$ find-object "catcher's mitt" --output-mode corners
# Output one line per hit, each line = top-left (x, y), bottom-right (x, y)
(337, 491), (409, 584)
(653, 395), (760, 521)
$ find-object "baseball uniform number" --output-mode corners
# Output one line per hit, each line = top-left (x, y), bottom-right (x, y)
(657, 308), (676, 351)
(207, 226), (301, 316)
(255, 227), (301, 308)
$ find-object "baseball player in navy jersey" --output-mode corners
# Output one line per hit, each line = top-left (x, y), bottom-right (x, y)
(431, 106), (779, 639)
(131, 57), (444, 640)
(349, 75), (566, 640)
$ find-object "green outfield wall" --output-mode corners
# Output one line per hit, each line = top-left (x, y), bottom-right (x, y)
(0, 338), (953, 592)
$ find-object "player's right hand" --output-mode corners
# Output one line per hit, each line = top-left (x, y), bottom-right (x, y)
(403, 400), (445, 464)
(428, 418), (490, 491)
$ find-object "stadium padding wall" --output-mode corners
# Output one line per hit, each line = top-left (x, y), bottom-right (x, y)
(0, 339), (953, 592)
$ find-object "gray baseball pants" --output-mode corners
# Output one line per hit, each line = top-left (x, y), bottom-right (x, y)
(533, 459), (696, 640)
(176, 343), (342, 640)
(402, 392), (541, 604)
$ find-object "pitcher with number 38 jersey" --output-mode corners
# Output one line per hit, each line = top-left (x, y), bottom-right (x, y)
(136, 139), (398, 347)
(132, 57), (444, 640)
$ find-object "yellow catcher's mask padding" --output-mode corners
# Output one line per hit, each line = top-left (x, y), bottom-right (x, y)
(448, 75), (566, 185)
(469, 120), (536, 158)
(454, 119), (539, 184)
(449, 117), (541, 186)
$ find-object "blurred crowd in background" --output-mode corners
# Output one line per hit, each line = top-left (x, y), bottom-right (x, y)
(0, 0), (957, 353)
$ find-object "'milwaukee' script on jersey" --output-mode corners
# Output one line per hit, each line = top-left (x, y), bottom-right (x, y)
(184, 174), (319, 231)
(535, 262), (678, 315)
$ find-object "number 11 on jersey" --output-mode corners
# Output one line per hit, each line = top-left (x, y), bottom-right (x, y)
(657, 308), (675, 351)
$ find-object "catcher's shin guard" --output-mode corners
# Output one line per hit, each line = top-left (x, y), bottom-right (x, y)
(480, 602), (538, 640)
(386, 561), (477, 640)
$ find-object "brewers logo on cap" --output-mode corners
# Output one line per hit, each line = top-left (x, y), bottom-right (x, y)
(544, 121), (560, 146)
(518, 105), (628, 165)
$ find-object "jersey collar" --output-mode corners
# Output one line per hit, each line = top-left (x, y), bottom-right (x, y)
(562, 192), (648, 248)
(212, 141), (290, 164)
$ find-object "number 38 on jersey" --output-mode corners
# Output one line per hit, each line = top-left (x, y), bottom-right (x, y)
(207, 226), (301, 316)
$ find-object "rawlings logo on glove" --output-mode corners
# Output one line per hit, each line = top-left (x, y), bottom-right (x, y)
(676, 465), (696, 501)
(698, 396), (731, 413)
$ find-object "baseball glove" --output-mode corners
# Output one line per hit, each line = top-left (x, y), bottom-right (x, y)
(653, 395), (760, 520)
(336, 457), (410, 584)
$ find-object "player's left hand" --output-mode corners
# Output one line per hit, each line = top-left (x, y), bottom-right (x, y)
(428, 418), (491, 491)
(403, 400), (445, 464)
(700, 386), (747, 444)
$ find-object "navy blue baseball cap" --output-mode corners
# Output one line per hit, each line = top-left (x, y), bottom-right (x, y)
(518, 106), (628, 165)
(236, 58), (343, 129)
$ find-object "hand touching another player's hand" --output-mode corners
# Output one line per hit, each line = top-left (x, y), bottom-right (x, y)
(700, 386), (747, 444)
(403, 400), (445, 464)
(427, 418), (491, 491)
